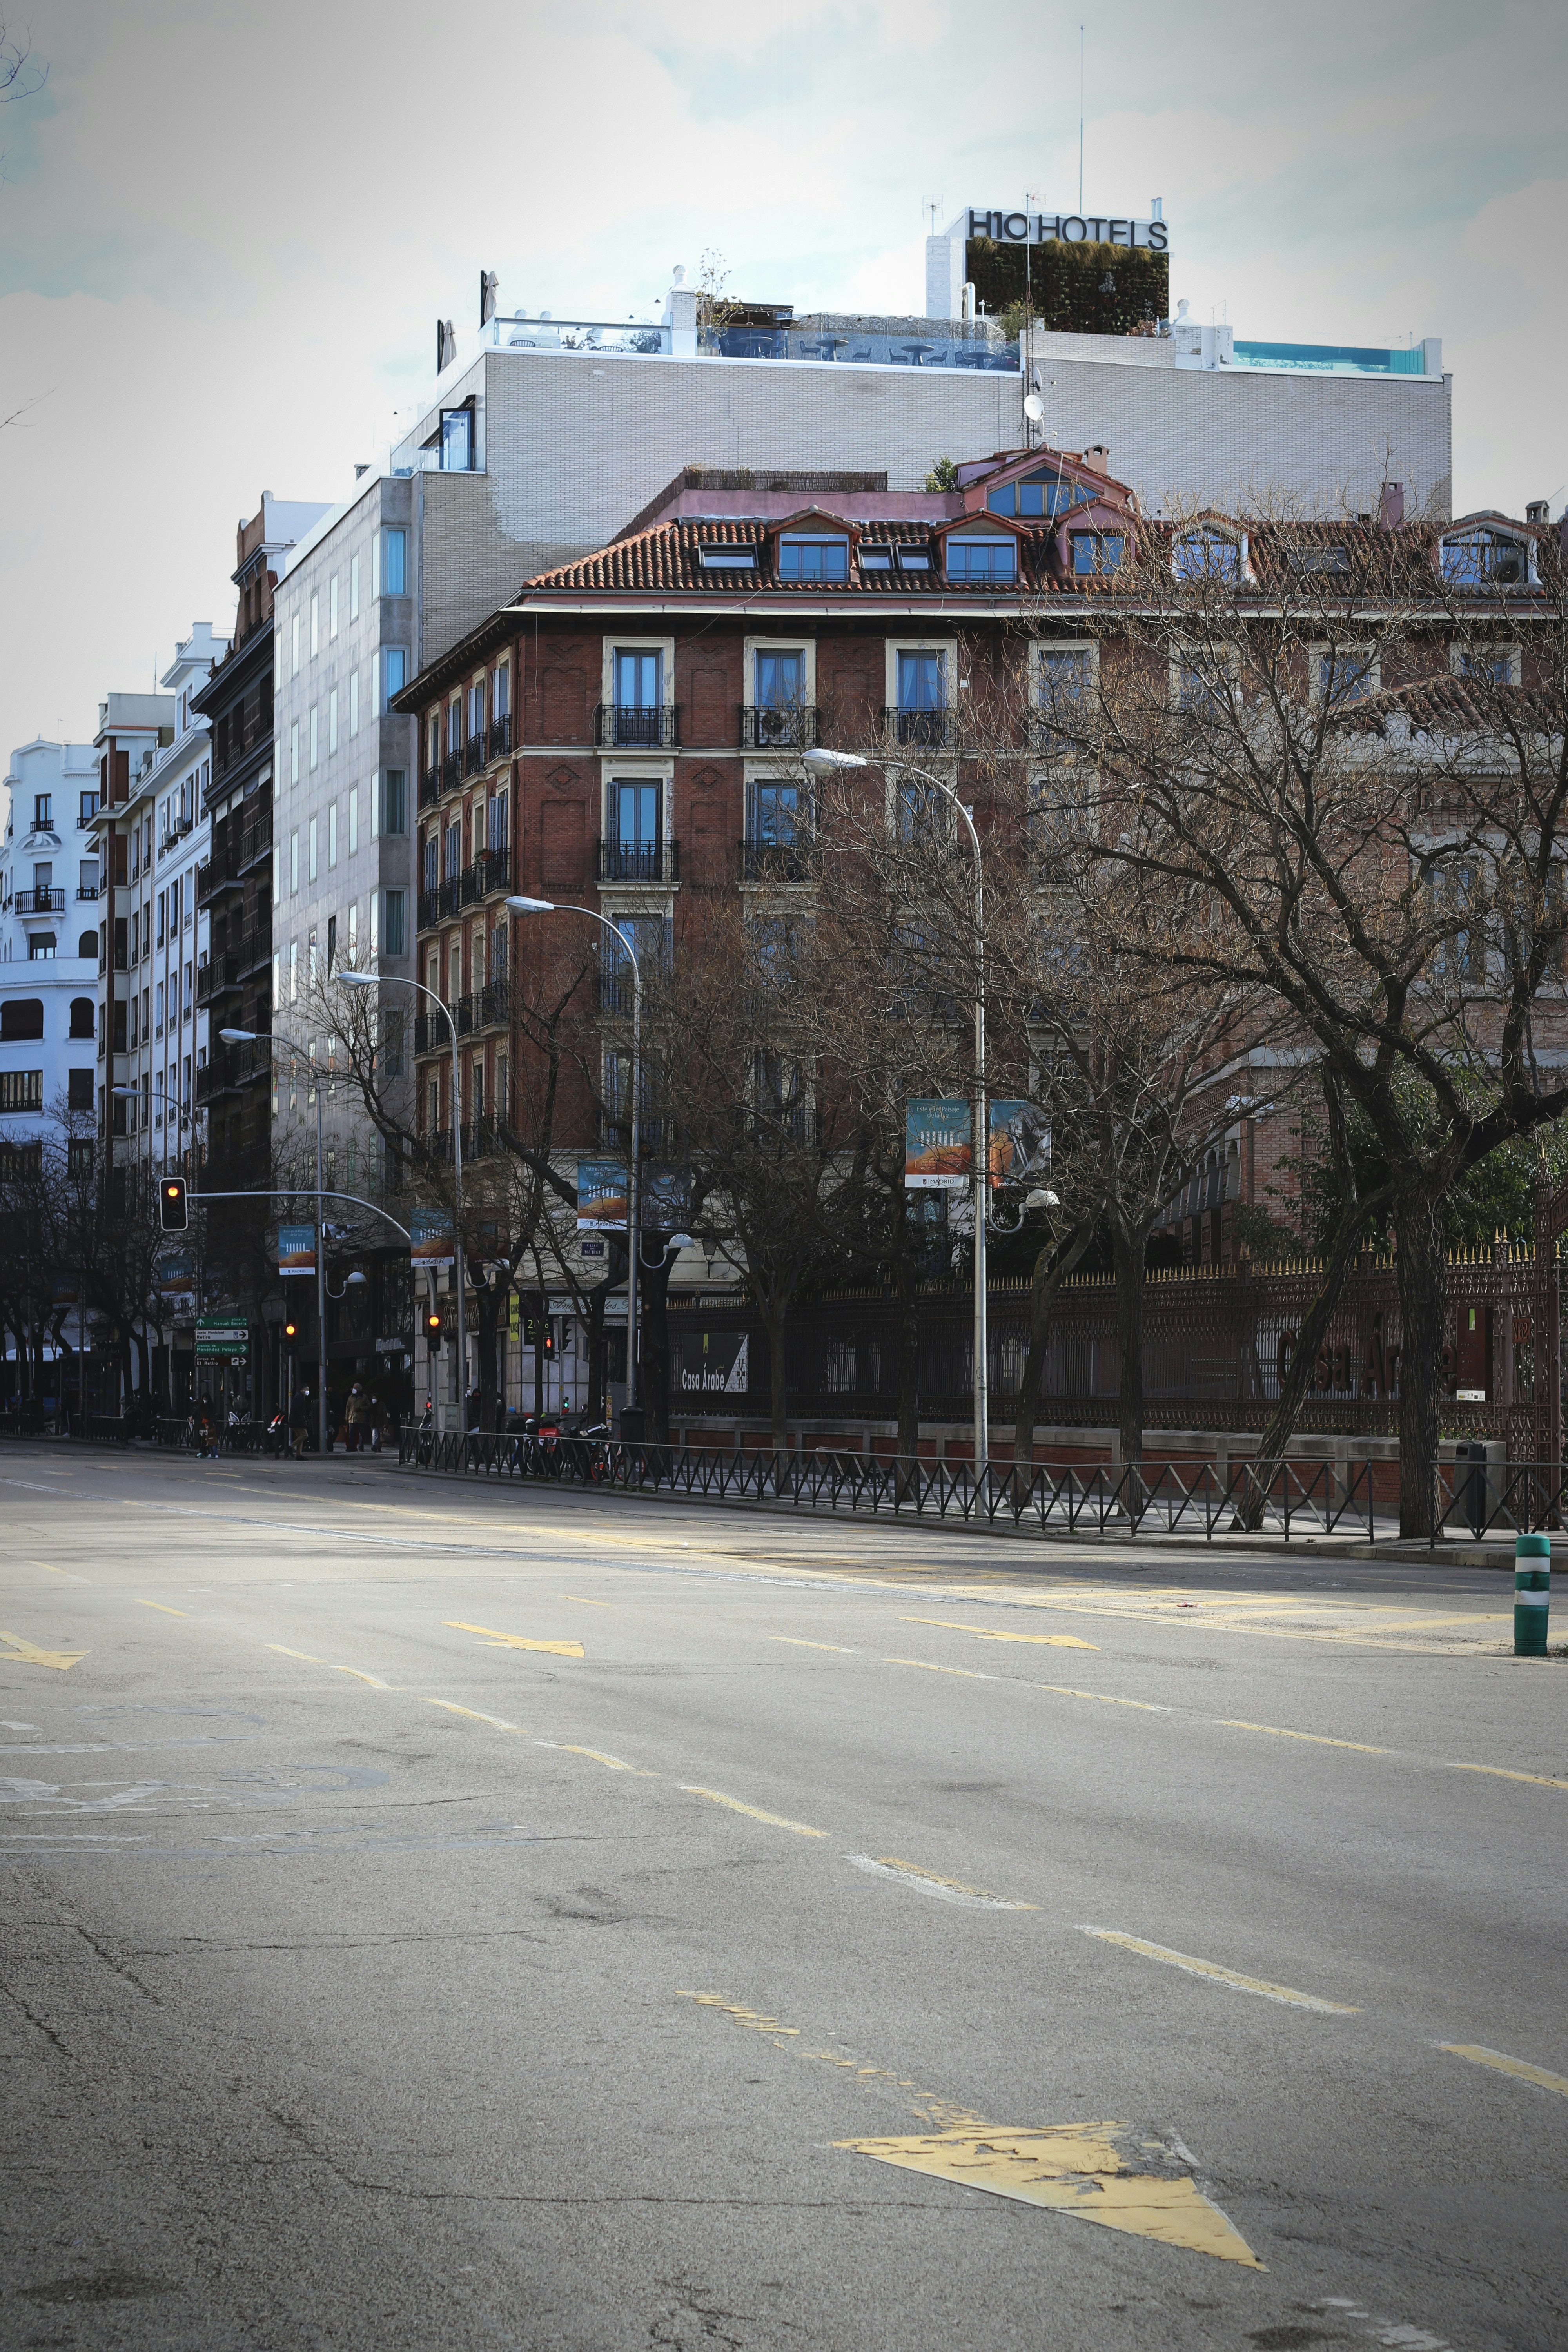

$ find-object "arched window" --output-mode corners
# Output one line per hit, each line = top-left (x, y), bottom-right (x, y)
(78, 932), (97, 960)
(0, 997), (44, 1041)
(69, 997), (94, 1039)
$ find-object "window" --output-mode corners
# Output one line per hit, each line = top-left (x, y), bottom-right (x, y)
(290, 830), (299, 894)
(326, 913), (337, 975)
(290, 722), (299, 785)
(291, 615), (301, 674)
(896, 546), (930, 571)
(309, 817), (318, 881)
(80, 930), (96, 960)
(383, 648), (406, 713)
(309, 707), (319, 770)
(492, 662), (510, 720)
(1174, 656), (1230, 716)
(382, 527), (407, 595)
(348, 784), (360, 855)
(858, 546), (892, 571)
(615, 648), (660, 707)
(33, 793), (53, 828)
(1036, 648), (1092, 744)
(0, 998), (43, 1040)
(989, 472), (1085, 518)
(310, 593), (319, 658)
(1071, 533), (1126, 576)
(329, 688), (338, 755)
(1318, 649), (1377, 706)
(67, 1067), (92, 1111)
(79, 790), (98, 825)
(753, 650), (804, 742)
(749, 777), (801, 848)
(68, 1138), (93, 1178)
(350, 670), (359, 737)
(328, 803), (338, 869)
(608, 778), (662, 879)
(383, 889), (406, 956)
(1427, 855), (1479, 982)
(700, 545), (755, 570)
(486, 786), (507, 850)
(777, 534), (848, 581)
(439, 408), (473, 471)
(1455, 648), (1517, 685)
(69, 997), (93, 1039)
(350, 552), (360, 620)
(945, 534), (1017, 582)
(468, 676), (486, 740)
(0, 1070), (43, 1111)
(1174, 530), (1240, 583)
(1441, 531), (1530, 588)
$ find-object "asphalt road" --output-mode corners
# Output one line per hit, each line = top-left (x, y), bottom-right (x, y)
(1, 1441), (1564, 2352)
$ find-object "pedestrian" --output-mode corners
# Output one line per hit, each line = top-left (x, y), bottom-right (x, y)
(464, 1382), (481, 1432)
(346, 1382), (370, 1452)
(368, 1393), (384, 1454)
(288, 1386), (310, 1459)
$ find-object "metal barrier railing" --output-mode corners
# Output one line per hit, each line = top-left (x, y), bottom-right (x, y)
(1431, 1457), (1568, 1543)
(396, 1428), (1385, 1544)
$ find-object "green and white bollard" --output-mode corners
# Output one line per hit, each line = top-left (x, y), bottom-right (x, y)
(1515, 1531), (1550, 1658)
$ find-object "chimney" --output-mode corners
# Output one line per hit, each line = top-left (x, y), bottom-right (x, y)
(1526, 499), (1550, 524)
(1379, 482), (1405, 530)
(1085, 443), (1111, 472)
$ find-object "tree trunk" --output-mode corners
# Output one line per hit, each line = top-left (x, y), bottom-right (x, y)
(1012, 1219), (1096, 1491)
(763, 1295), (789, 1456)
(895, 1248), (921, 1466)
(585, 1285), (608, 1425)
(473, 1283), (503, 1432)
(640, 1250), (673, 1441)
(1396, 1190), (1448, 1539)
(1112, 1220), (1149, 1466)
(1232, 1200), (1375, 1530)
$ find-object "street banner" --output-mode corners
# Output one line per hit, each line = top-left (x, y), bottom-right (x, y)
(677, 1329), (749, 1395)
(641, 1166), (691, 1230)
(577, 1158), (629, 1230)
(278, 1223), (317, 1278)
(157, 1250), (197, 1315)
(987, 1100), (1053, 1189)
(905, 1099), (971, 1189)
(409, 1207), (455, 1270)
(507, 1291), (521, 1343)
(51, 1272), (80, 1306)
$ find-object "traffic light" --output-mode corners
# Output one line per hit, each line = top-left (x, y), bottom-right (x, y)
(425, 1309), (444, 1349)
(160, 1178), (188, 1232)
(283, 1319), (298, 1343)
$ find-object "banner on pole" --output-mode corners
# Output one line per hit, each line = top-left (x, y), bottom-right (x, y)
(277, 1223), (317, 1278)
(987, 1100), (1053, 1189)
(409, 1207), (455, 1270)
(577, 1158), (629, 1230)
(904, 1099), (971, 1190)
(641, 1165), (691, 1231)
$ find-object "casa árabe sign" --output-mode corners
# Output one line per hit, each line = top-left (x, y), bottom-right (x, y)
(965, 208), (1168, 252)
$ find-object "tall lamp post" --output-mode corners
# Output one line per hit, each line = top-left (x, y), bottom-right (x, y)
(804, 746), (991, 1484)
(337, 970), (465, 1435)
(506, 895), (643, 1427)
(111, 1076), (196, 1420)
(220, 1024), (330, 1459)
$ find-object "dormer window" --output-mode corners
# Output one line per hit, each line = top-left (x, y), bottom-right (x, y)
(896, 546), (931, 571)
(1173, 529), (1240, 583)
(1441, 529), (1532, 588)
(778, 535), (848, 581)
(1071, 533), (1126, 577)
(701, 545), (755, 570)
(859, 546), (893, 571)
(989, 471), (1087, 519)
(946, 534), (1016, 583)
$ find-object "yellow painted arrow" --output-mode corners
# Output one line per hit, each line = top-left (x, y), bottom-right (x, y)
(837, 2121), (1262, 2267)
(445, 1621), (584, 1659)
(0, 1629), (86, 1671)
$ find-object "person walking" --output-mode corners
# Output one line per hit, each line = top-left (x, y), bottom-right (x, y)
(346, 1383), (370, 1453)
(288, 1386), (311, 1460)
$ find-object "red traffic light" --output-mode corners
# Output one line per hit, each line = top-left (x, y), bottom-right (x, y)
(425, 1310), (444, 1347)
(159, 1177), (189, 1232)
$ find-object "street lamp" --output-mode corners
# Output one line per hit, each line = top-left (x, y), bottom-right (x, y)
(805, 744), (992, 1484)
(506, 895), (644, 1428)
(220, 1023), (330, 1460)
(337, 969), (465, 1436)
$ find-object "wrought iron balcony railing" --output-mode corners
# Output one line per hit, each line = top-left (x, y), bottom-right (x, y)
(739, 704), (820, 750)
(739, 836), (811, 884)
(595, 837), (679, 884)
(15, 887), (65, 915)
(882, 706), (956, 749)
(595, 704), (680, 750)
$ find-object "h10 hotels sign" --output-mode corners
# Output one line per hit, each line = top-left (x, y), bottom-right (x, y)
(963, 208), (1168, 251)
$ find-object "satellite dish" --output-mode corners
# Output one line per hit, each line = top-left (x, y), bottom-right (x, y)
(1023, 392), (1045, 422)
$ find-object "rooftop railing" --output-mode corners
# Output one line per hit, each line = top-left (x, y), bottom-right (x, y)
(463, 315), (1021, 374)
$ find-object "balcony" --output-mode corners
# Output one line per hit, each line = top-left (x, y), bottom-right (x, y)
(419, 766), (441, 812)
(488, 712), (513, 761)
(237, 811), (273, 874)
(441, 755), (463, 795)
(452, 981), (510, 1040)
(195, 949), (246, 1006)
(464, 734), (485, 778)
(197, 1036), (273, 1103)
(76, 883), (100, 902)
(740, 835), (811, 884)
(417, 885), (440, 934)
(739, 704), (820, 751)
(422, 1118), (500, 1166)
(15, 887), (65, 916)
(595, 704), (680, 750)
(882, 706), (956, 749)
(596, 837), (679, 884)
(472, 844), (511, 899)
(194, 859), (220, 907)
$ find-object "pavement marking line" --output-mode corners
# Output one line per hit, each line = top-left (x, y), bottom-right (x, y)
(422, 1698), (522, 1731)
(0, 1631), (86, 1671)
(679, 1993), (802, 2039)
(773, 1636), (860, 1654)
(846, 1855), (1038, 1911)
(681, 1785), (828, 1838)
(562, 1595), (611, 1608)
(1439, 2044), (1568, 2099)
(266, 1644), (393, 1689)
(905, 1616), (1099, 1651)
(1082, 1927), (1361, 2014)
(1443, 1760), (1568, 1792)
(1035, 1683), (1171, 1714)
(836, 2122), (1263, 2267)
(535, 1740), (653, 1775)
(445, 1620), (584, 1658)
(885, 1656), (998, 1682)
(137, 1599), (188, 1618)
(1216, 1717), (1391, 1756)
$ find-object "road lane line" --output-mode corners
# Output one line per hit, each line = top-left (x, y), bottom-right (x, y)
(886, 1656), (998, 1682)
(422, 1698), (521, 1730)
(562, 1595), (611, 1607)
(137, 1600), (188, 1617)
(1442, 1760), (1568, 1791)
(681, 1786), (827, 1838)
(446, 1621), (584, 1658)
(773, 1636), (861, 1653)
(1216, 1717), (1390, 1755)
(535, 1740), (652, 1775)
(267, 1644), (393, 1688)
(906, 1616), (1099, 1651)
(846, 1855), (1038, 1910)
(1035, 1683), (1171, 1713)
(1439, 2044), (1568, 2098)
(0, 1631), (86, 1671)
(1082, 1927), (1361, 2013)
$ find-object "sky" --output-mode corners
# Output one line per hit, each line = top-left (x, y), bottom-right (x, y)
(1, 0), (1564, 766)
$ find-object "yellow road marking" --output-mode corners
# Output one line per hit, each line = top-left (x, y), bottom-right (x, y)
(537, 1740), (653, 1775)
(906, 1616), (1099, 1651)
(679, 1993), (801, 2037)
(137, 1599), (188, 1617)
(848, 1855), (1038, 1910)
(563, 1595), (611, 1607)
(1440, 2044), (1568, 2099)
(1083, 1927), (1360, 2014)
(886, 1656), (995, 1682)
(1036, 1683), (1169, 1713)
(682, 1785), (827, 1838)
(1217, 1717), (1390, 1756)
(267, 1643), (392, 1688)
(837, 2122), (1263, 2267)
(0, 1630), (85, 1670)
(1443, 1760), (1568, 1792)
(446, 1620), (584, 1658)
(773, 1636), (858, 1653)
(422, 1698), (521, 1730)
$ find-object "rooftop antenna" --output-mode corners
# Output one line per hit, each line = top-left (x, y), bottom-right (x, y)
(924, 191), (943, 236)
(1078, 25), (1085, 215)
